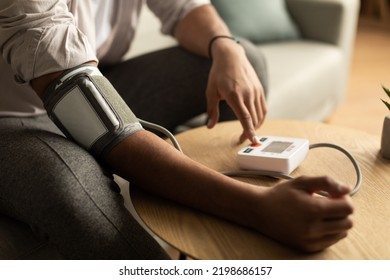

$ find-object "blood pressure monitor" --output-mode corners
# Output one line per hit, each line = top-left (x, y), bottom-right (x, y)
(237, 136), (309, 174)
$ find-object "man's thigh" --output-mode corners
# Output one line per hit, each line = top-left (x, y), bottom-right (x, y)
(101, 43), (268, 132)
(0, 116), (169, 259)
(101, 47), (211, 131)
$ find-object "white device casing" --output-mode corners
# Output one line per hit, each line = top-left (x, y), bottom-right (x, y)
(237, 136), (309, 174)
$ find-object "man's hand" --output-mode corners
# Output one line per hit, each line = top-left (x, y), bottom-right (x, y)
(254, 176), (354, 252)
(174, 4), (267, 144)
(206, 38), (267, 144)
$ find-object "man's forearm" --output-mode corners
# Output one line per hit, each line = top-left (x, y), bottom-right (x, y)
(175, 4), (238, 58)
(105, 129), (263, 229)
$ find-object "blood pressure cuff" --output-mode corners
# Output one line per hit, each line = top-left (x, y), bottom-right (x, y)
(42, 64), (143, 159)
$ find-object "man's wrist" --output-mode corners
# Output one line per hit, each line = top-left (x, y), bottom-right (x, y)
(208, 35), (244, 61)
(208, 35), (241, 60)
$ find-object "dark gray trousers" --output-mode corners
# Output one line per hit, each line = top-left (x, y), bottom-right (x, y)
(0, 116), (169, 259)
(0, 42), (267, 259)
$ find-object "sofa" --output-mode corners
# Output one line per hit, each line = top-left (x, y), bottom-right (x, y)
(0, 0), (360, 259)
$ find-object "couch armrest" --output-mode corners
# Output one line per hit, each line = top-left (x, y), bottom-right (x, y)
(286, 0), (360, 48)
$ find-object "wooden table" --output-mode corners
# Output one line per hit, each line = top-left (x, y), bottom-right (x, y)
(130, 120), (390, 259)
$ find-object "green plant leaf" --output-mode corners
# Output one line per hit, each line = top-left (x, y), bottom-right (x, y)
(381, 99), (390, 111)
(382, 85), (390, 98)
(382, 85), (390, 111)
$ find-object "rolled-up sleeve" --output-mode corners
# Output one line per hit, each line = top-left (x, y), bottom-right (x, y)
(0, 0), (97, 84)
(146, 0), (210, 35)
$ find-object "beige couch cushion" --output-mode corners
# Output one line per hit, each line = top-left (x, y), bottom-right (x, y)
(260, 41), (344, 120)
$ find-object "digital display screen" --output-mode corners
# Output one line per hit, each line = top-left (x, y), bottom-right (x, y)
(262, 141), (293, 154)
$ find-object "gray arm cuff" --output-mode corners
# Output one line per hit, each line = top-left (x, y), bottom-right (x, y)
(43, 64), (143, 159)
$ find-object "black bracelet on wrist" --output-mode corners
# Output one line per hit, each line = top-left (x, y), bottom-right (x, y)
(208, 35), (240, 60)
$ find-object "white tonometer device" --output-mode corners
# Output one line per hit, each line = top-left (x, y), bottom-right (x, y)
(237, 136), (309, 174)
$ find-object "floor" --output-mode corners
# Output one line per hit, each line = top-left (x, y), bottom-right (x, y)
(327, 18), (390, 136)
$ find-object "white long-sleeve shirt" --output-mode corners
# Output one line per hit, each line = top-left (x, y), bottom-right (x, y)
(0, 0), (209, 117)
